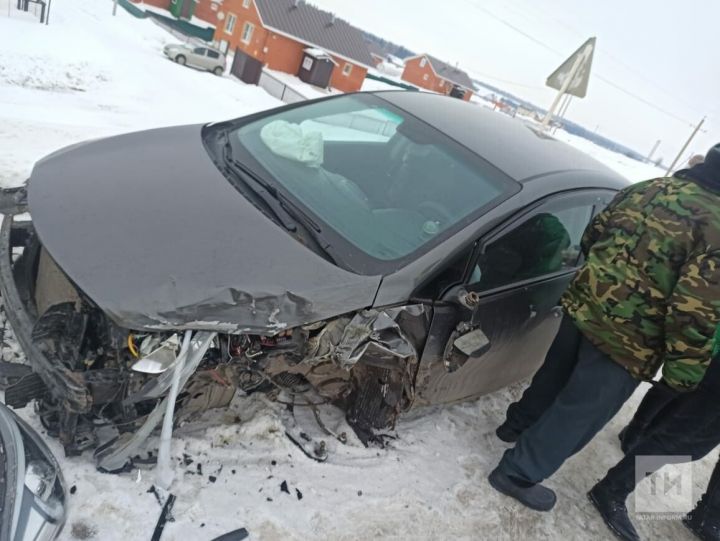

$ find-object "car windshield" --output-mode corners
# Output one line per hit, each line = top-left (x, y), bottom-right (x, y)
(228, 94), (517, 263)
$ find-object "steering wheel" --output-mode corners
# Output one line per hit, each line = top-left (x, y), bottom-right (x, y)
(418, 201), (454, 226)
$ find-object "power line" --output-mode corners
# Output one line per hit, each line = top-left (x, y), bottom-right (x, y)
(462, 0), (700, 126)
(502, 0), (705, 117)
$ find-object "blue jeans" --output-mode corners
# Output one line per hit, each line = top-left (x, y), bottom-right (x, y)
(499, 329), (639, 484)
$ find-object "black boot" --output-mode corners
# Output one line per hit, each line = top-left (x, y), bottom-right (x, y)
(684, 500), (720, 541)
(495, 422), (521, 443)
(488, 467), (556, 512)
(588, 482), (640, 541)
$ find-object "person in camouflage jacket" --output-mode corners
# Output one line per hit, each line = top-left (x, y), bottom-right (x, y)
(562, 171), (720, 390)
(489, 143), (720, 516)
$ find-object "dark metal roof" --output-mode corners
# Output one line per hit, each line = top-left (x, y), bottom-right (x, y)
(422, 54), (475, 91)
(376, 91), (627, 186)
(254, 0), (374, 68)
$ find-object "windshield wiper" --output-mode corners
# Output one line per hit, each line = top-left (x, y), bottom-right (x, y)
(222, 140), (298, 232)
(222, 138), (342, 266)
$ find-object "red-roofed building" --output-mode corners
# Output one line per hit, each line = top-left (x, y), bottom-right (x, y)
(402, 54), (474, 101)
(213, 0), (374, 92)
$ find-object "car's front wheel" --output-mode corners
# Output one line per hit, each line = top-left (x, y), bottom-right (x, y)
(213, 66), (224, 76)
(175, 55), (186, 65)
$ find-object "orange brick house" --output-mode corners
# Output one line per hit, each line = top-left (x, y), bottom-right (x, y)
(213, 0), (373, 92)
(401, 54), (475, 101)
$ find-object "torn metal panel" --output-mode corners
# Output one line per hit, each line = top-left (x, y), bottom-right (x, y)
(334, 305), (431, 440)
(25, 125), (381, 334)
(334, 305), (429, 369)
(0, 215), (90, 412)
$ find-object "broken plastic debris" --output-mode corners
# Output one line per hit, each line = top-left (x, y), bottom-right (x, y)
(131, 334), (180, 374)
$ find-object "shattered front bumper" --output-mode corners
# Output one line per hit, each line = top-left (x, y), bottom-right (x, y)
(0, 207), (91, 415)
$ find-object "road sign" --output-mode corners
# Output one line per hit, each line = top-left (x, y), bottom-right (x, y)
(546, 37), (596, 99)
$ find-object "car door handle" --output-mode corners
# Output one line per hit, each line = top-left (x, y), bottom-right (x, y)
(551, 306), (563, 318)
(529, 304), (537, 319)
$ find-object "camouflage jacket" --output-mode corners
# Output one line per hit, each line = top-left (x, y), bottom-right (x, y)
(561, 176), (720, 390)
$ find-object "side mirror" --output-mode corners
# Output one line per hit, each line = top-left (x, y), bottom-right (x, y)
(453, 327), (491, 357)
(443, 325), (491, 372)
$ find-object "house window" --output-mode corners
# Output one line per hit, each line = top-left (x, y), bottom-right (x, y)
(242, 0), (251, 7)
(423, 73), (429, 81)
(241, 21), (255, 44)
(225, 13), (237, 35)
(419, 57), (427, 67)
(342, 63), (353, 76)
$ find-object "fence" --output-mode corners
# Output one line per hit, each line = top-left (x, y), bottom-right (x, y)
(118, 0), (214, 42)
(365, 72), (418, 91)
(258, 71), (307, 104)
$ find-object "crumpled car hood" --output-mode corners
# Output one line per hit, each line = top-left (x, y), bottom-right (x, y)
(27, 124), (381, 334)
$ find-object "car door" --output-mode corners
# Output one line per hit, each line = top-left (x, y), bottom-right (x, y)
(206, 49), (222, 69)
(191, 47), (208, 68)
(413, 189), (613, 407)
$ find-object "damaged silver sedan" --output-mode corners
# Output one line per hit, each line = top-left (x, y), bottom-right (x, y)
(0, 91), (626, 470)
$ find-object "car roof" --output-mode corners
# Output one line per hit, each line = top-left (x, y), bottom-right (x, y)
(375, 91), (628, 187)
(184, 41), (223, 54)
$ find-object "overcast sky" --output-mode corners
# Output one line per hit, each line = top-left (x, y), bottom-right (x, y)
(313, 0), (719, 163)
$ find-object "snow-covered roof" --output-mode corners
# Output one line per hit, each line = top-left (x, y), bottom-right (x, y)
(303, 47), (339, 65)
(254, 0), (374, 68)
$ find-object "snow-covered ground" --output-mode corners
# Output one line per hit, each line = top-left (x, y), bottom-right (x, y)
(0, 1), (710, 540)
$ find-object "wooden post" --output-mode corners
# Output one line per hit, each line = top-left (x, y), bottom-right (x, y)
(666, 117), (706, 175)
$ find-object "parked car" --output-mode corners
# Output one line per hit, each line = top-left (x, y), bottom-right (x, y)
(0, 91), (627, 470)
(163, 43), (225, 75)
(0, 401), (66, 541)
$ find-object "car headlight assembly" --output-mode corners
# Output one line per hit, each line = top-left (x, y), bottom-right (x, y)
(15, 416), (66, 541)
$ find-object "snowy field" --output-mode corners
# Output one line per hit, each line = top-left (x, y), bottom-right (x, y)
(0, 1), (709, 540)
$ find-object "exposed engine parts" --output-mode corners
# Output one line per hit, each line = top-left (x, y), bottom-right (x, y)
(0, 217), (431, 470)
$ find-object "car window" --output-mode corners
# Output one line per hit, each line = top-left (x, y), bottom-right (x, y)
(193, 47), (207, 55)
(207, 50), (221, 59)
(469, 195), (595, 292)
(301, 107), (401, 143)
(229, 94), (519, 264)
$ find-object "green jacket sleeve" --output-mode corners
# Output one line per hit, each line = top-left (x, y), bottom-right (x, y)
(662, 250), (720, 390)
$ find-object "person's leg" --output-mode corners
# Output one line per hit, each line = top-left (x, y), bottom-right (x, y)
(685, 456), (720, 540)
(498, 316), (583, 440)
(497, 335), (639, 485)
(592, 392), (720, 541)
(619, 382), (680, 453)
(683, 413), (720, 538)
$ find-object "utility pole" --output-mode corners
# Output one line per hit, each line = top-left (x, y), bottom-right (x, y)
(666, 117), (706, 175)
(647, 139), (661, 162)
(113, 0), (118, 16)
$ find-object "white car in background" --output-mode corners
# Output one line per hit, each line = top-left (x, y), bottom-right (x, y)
(163, 43), (226, 75)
